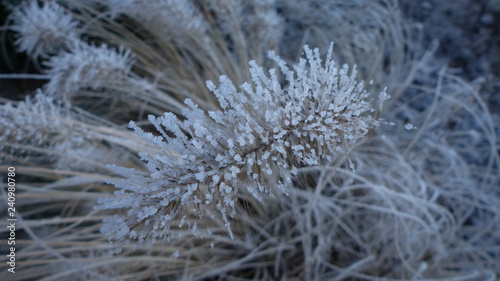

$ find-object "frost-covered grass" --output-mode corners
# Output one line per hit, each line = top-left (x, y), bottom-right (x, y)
(97, 43), (389, 250)
(0, 0), (499, 280)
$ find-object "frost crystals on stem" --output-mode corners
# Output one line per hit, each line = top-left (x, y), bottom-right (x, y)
(97, 43), (389, 249)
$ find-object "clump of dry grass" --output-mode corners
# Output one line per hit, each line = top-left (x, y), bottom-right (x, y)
(1, 0), (499, 280)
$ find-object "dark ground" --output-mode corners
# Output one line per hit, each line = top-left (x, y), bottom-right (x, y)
(400, 0), (500, 112)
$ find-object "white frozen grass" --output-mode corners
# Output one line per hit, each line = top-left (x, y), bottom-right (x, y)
(96, 43), (388, 250)
(9, 1), (81, 59)
(0, 0), (499, 280)
(44, 42), (135, 103)
(0, 90), (152, 172)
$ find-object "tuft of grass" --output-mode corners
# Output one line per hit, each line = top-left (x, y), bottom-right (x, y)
(0, 0), (498, 280)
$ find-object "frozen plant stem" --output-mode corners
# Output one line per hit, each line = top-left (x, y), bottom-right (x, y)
(97, 43), (389, 250)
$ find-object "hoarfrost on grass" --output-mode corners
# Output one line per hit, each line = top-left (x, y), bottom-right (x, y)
(10, 0), (82, 59)
(93, 0), (208, 40)
(97, 43), (388, 248)
(0, 91), (73, 160)
(44, 42), (135, 101)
